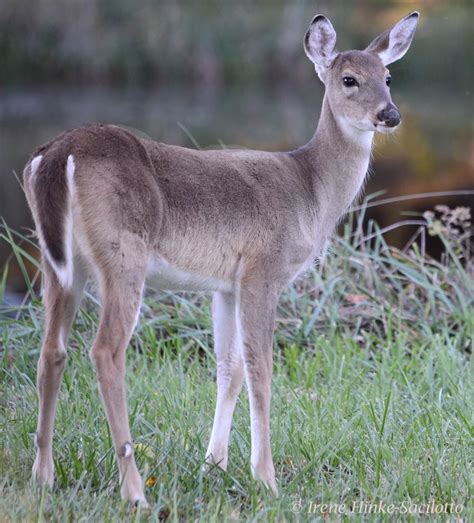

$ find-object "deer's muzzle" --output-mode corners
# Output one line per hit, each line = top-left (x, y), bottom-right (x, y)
(377, 104), (401, 127)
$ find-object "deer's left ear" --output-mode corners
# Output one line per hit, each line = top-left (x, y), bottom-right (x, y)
(366, 11), (419, 65)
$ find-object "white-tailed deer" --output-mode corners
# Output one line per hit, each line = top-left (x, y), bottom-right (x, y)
(23, 12), (419, 505)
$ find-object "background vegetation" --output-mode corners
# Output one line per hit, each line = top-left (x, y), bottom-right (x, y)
(1, 0), (472, 88)
(1, 207), (472, 521)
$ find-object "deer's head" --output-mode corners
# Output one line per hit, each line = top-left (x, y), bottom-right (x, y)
(304, 12), (419, 134)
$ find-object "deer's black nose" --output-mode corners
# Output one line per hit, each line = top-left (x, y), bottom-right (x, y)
(377, 104), (401, 127)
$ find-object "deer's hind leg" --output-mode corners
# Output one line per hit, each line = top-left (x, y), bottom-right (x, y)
(33, 256), (87, 487)
(89, 247), (148, 506)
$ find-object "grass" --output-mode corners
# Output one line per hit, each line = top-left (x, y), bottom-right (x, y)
(0, 206), (473, 522)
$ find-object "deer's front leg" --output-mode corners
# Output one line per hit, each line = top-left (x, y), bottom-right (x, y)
(206, 291), (244, 469)
(238, 280), (280, 494)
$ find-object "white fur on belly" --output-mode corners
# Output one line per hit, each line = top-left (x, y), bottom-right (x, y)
(146, 256), (233, 292)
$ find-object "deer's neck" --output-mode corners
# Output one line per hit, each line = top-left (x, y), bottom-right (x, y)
(294, 95), (374, 233)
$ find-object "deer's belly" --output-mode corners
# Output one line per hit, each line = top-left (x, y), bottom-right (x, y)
(146, 256), (233, 292)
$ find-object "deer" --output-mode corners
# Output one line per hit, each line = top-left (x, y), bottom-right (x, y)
(23, 11), (419, 506)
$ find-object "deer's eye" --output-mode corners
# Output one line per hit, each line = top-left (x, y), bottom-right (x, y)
(386, 76), (392, 86)
(343, 76), (358, 87)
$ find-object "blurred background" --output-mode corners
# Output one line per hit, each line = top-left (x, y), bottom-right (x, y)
(0, 0), (473, 295)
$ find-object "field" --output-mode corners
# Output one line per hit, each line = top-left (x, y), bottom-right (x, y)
(0, 206), (472, 522)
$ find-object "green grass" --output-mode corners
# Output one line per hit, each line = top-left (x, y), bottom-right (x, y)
(0, 210), (472, 522)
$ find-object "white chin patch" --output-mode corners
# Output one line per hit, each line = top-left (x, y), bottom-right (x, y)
(376, 124), (398, 134)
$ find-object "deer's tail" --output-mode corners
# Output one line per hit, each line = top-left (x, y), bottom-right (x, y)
(24, 147), (76, 288)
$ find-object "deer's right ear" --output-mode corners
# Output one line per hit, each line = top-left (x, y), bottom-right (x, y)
(304, 15), (337, 79)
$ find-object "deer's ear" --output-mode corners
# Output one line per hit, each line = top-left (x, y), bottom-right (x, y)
(304, 15), (337, 79)
(366, 11), (419, 65)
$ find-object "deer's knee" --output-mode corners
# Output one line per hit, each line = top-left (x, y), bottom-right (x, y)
(90, 345), (124, 383)
(90, 346), (109, 371)
(243, 348), (271, 384)
(39, 347), (67, 369)
(217, 364), (243, 396)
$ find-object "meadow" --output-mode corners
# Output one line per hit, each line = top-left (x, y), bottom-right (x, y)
(0, 203), (472, 522)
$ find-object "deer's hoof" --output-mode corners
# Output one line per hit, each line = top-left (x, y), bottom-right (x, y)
(32, 455), (54, 488)
(133, 497), (150, 510)
(251, 464), (278, 496)
(121, 479), (149, 509)
(204, 451), (228, 471)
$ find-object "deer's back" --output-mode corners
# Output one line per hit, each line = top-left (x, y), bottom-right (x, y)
(26, 124), (319, 286)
